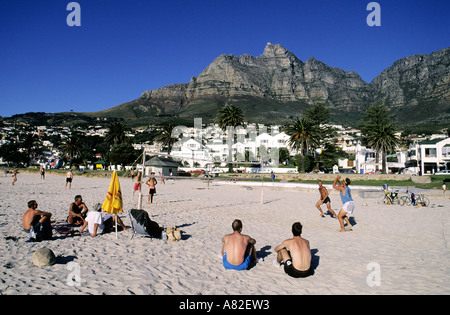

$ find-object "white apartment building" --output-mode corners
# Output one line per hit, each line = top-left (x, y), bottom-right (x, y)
(406, 137), (450, 174)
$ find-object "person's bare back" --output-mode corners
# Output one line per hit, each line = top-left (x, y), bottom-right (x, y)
(274, 222), (313, 278)
(222, 232), (254, 265)
(221, 219), (258, 270)
(280, 237), (311, 271)
(22, 200), (52, 230)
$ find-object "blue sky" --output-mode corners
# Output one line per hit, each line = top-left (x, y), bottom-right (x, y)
(0, 0), (449, 117)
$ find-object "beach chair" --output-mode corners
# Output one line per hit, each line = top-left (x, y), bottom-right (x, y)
(129, 209), (153, 240)
(129, 209), (163, 240)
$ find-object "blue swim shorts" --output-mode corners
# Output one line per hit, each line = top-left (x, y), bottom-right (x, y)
(222, 252), (251, 271)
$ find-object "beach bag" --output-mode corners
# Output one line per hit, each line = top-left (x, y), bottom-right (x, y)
(165, 226), (181, 242)
(30, 222), (53, 242)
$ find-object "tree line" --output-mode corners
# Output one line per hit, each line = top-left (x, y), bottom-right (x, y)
(0, 103), (400, 173)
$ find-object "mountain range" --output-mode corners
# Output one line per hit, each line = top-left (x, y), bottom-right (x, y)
(4, 43), (450, 130)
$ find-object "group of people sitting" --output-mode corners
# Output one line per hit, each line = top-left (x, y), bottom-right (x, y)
(222, 219), (313, 278)
(22, 195), (129, 241)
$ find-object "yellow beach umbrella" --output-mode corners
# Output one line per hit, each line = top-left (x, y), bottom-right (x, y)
(102, 171), (123, 238)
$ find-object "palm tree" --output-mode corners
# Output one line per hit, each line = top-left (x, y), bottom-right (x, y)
(21, 133), (40, 166)
(287, 117), (319, 173)
(155, 122), (177, 156)
(60, 133), (83, 168)
(215, 105), (245, 172)
(216, 105), (245, 130)
(105, 122), (129, 146)
(360, 104), (400, 173)
(365, 123), (400, 173)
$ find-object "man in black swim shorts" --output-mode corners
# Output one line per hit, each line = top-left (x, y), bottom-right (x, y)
(316, 180), (337, 218)
(274, 222), (313, 278)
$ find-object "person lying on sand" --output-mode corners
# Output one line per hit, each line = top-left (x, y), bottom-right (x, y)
(221, 219), (260, 271)
(22, 200), (52, 241)
(274, 222), (312, 278)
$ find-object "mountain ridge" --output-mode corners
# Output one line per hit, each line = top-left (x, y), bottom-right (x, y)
(92, 43), (448, 128)
(3, 43), (449, 130)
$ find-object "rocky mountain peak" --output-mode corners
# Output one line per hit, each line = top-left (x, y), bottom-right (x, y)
(106, 44), (449, 129)
(261, 43), (290, 57)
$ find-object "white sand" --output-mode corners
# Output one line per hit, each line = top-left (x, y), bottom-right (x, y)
(0, 173), (449, 295)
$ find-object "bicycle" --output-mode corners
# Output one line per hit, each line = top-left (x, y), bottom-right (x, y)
(399, 192), (430, 207)
(377, 190), (401, 205)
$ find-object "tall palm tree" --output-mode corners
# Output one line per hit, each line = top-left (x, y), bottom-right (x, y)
(365, 123), (400, 173)
(105, 122), (129, 146)
(60, 133), (83, 168)
(360, 104), (400, 173)
(216, 105), (245, 130)
(287, 117), (318, 173)
(21, 133), (40, 166)
(215, 105), (245, 172)
(155, 122), (177, 156)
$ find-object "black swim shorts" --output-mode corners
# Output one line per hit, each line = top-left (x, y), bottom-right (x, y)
(284, 260), (312, 278)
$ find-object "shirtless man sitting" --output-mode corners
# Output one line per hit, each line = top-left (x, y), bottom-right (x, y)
(22, 200), (53, 241)
(221, 219), (259, 271)
(274, 222), (312, 278)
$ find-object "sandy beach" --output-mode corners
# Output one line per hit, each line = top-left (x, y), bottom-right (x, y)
(0, 172), (449, 295)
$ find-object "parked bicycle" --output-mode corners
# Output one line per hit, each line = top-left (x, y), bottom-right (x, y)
(399, 192), (430, 207)
(378, 189), (401, 205)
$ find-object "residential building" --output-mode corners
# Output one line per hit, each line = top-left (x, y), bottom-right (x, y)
(406, 137), (450, 174)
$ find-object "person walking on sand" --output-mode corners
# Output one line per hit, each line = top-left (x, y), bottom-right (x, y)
(221, 219), (261, 271)
(333, 175), (354, 232)
(11, 167), (18, 185)
(40, 165), (45, 180)
(65, 169), (73, 189)
(158, 172), (165, 184)
(146, 172), (157, 204)
(274, 222), (312, 278)
(316, 180), (337, 218)
(133, 171), (141, 196)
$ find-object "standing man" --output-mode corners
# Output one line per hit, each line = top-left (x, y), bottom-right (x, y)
(332, 176), (354, 232)
(40, 165), (45, 180)
(315, 180), (337, 218)
(133, 171), (142, 196)
(274, 222), (312, 278)
(146, 172), (158, 204)
(65, 169), (73, 189)
(221, 219), (260, 271)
